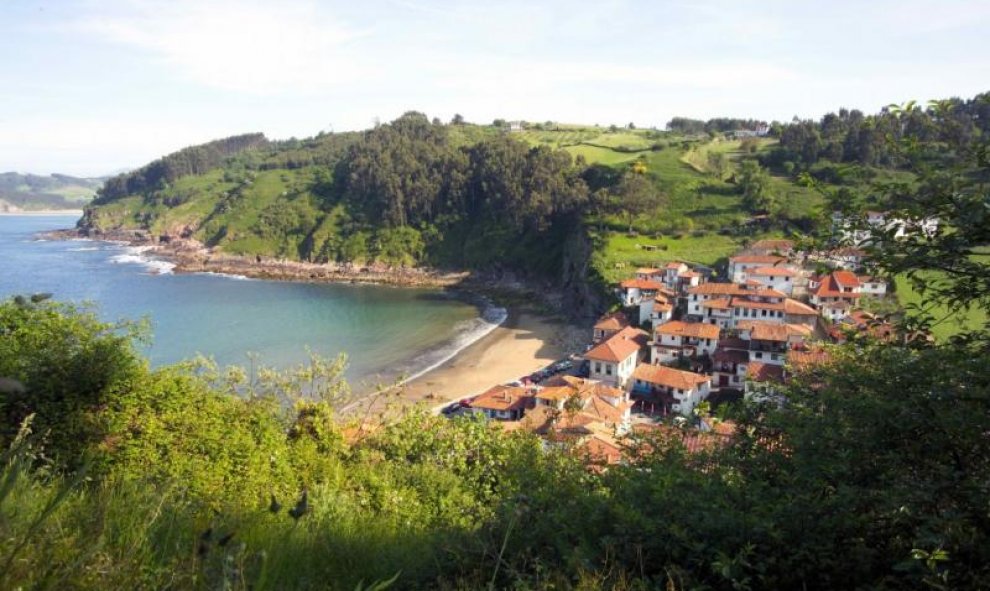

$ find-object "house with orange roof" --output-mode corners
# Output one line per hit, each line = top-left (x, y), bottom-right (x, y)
(728, 254), (791, 283)
(810, 270), (865, 321)
(662, 261), (689, 290)
(584, 326), (648, 388)
(592, 311), (629, 343)
(746, 239), (796, 256)
(747, 265), (799, 295)
(638, 293), (675, 328)
(712, 338), (750, 388)
(857, 275), (887, 296)
(630, 363), (712, 416)
(467, 385), (533, 420)
(744, 362), (786, 401)
(618, 277), (666, 306)
(651, 320), (720, 363)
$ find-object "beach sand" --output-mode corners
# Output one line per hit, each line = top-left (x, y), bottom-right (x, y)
(342, 309), (587, 423)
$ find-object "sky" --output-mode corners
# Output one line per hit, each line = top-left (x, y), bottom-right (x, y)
(2, 0), (989, 176)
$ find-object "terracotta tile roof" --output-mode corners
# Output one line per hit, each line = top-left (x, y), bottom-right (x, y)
(656, 320), (720, 340)
(783, 298), (818, 316)
(717, 337), (748, 350)
(688, 283), (752, 296)
(730, 254), (788, 264)
(582, 395), (632, 424)
(653, 300), (673, 313)
(584, 326), (647, 362)
(751, 266), (797, 277)
(537, 376), (626, 403)
(788, 349), (832, 370)
(680, 271), (702, 278)
(731, 298), (784, 311)
(470, 385), (531, 412)
(594, 312), (629, 331)
(632, 363), (710, 390)
(736, 321), (812, 342)
(701, 297), (732, 310)
(581, 435), (624, 465)
(636, 267), (661, 275)
(832, 270), (860, 288)
(620, 278), (664, 290)
(746, 362), (785, 382)
(666, 261), (687, 269)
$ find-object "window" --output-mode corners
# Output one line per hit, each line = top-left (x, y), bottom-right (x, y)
(594, 362), (602, 374)
(771, 353), (779, 361)
(605, 364), (613, 376)
(755, 352), (763, 359)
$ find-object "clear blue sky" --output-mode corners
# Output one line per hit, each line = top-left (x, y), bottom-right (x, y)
(2, 0), (988, 176)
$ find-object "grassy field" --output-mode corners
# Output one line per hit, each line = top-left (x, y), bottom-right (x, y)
(591, 230), (745, 283)
(895, 273), (988, 342)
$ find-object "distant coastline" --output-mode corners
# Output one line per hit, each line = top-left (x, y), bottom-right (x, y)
(0, 209), (83, 216)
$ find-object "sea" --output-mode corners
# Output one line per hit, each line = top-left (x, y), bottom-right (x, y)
(0, 214), (506, 388)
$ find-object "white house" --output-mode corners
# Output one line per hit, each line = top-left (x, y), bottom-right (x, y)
(639, 295), (675, 328)
(857, 275), (888, 296)
(584, 326), (647, 388)
(630, 363), (712, 416)
(747, 266), (798, 295)
(810, 270), (863, 322)
(468, 385), (532, 420)
(651, 321), (720, 363)
(593, 312), (629, 343)
(728, 254), (789, 283)
(618, 278), (666, 306)
(832, 210), (940, 245)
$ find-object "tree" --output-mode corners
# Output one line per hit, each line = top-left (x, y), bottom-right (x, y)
(707, 151), (728, 179)
(614, 172), (662, 233)
(451, 113), (465, 125)
(737, 160), (776, 213)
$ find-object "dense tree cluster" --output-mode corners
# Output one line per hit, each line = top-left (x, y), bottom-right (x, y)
(766, 92), (990, 169)
(666, 116), (768, 134)
(95, 133), (269, 203)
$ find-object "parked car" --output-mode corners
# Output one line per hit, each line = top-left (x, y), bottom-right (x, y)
(442, 402), (461, 415)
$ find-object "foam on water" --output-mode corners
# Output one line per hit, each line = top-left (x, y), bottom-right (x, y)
(109, 246), (176, 275)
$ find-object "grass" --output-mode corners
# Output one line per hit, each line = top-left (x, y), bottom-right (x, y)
(894, 273), (988, 342)
(591, 230), (744, 283)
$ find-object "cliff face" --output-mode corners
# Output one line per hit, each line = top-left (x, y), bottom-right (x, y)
(559, 224), (607, 320)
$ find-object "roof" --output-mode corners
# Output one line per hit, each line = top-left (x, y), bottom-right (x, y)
(812, 271), (864, 299)
(656, 320), (720, 340)
(701, 297), (732, 310)
(584, 326), (647, 363)
(687, 283), (786, 298)
(751, 266), (797, 277)
(632, 363), (710, 390)
(747, 362), (785, 383)
(783, 299), (818, 316)
(470, 385), (531, 412)
(680, 271), (701, 278)
(594, 312), (629, 331)
(580, 435), (624, 465)
(636, 267), (661, 275)
(537, 376), (625, 402)
(730, 254), (788, 265)
(788, 349), (832, 370)
(731, 297), (784, 311)
(666, 261), (687, 269)
(620, 278), (665, 291)
(717, 337), (748, 350)
(737, 321), (812, 342)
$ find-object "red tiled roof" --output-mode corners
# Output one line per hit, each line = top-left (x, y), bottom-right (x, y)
(749, 239), (795, 251)
(632, 363), (710, 390)
(581, 435), (624, 465)
(656, 320), (720, 339)
(701, 297), (732, 310)
(620, 278), (664, 290)
(584, 326), (647, 362)
(730, 254), (788, 264)
(470, 385), (531, 412)
(594, 312), (629, 331)
(737, 321), (811, 342)
(666, 261), (687, 269)
(788, 349), (832, 370)
(783, 299), (818, 316)
(747, 362), (785, 382)
(832, 270), (860, 288)
(713, 348), (749, 364)
(636, 267), (661, 275)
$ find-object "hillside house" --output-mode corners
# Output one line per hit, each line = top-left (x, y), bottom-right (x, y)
(728, 254), (790, 283)
(832, 210), (939, 245)
(651, 320), (720, 363)
(593, 312), (630, 343)
(630, 363), (712, 416)
(529, 376), (634, 436)
(747, 266), (798, 295)
(810, 271), (864, 322)
(618, 278), (666, 306)
(746, 239), (796, 256)
(468, 385), (532, 420)
(712, 337), (750, 388)
(639, 294), (675, 328)
(584, 326), (648, 388)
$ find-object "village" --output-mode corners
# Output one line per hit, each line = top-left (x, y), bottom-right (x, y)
(446, 210), (925, 467)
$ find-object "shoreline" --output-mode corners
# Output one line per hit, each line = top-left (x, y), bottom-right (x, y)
(37, 226), (590, 420)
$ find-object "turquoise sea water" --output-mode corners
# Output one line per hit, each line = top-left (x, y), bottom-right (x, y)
(0, 214), (503, 387)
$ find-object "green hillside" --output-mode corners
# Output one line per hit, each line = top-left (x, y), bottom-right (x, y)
(0, 172), (104, 211)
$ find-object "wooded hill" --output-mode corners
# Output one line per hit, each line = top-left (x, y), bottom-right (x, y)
(82, 93), (989, 305)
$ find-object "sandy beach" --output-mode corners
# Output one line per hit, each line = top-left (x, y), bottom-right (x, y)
(342, 309), (587, 423)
